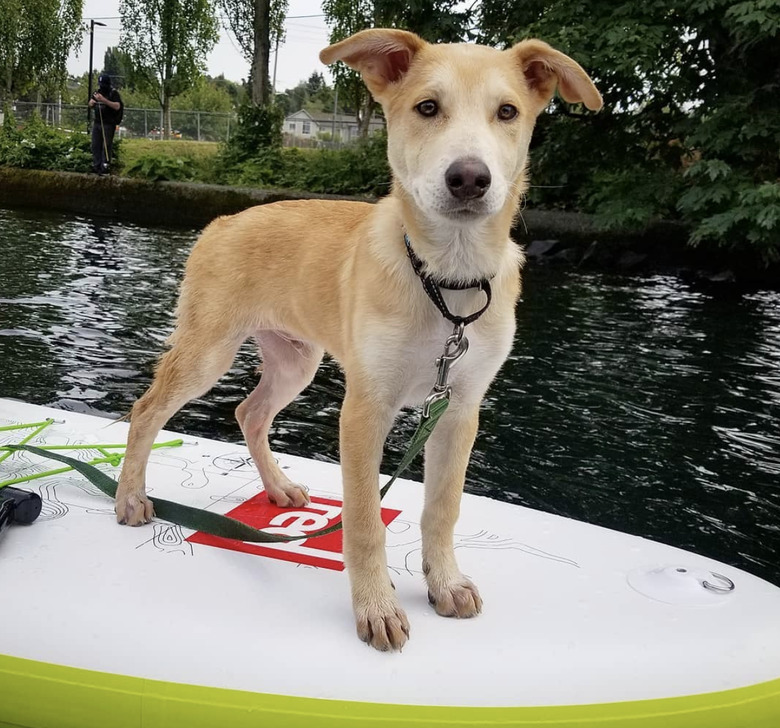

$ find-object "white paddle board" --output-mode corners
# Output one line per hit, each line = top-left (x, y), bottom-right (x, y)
(1, 398), (779, 727)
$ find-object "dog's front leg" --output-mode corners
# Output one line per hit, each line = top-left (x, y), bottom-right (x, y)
(340, 388), (409, 651)
(421, 402), (483, 618)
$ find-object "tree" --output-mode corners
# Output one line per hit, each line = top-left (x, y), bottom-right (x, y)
(0, 0), (83, 106)
(216, 0), (288, 166)
(170, 76), (237, 140)
(120, 0), (219, 140)
(322, 0), (472, 137)
(478, 0), (780, 262)
(217, 0), (287, 105)
(211, 74), (244, 108)
(102, 46), (140, 91)
(306, 72), (325, 97)
(275, 74), (338, 116)
(280, 80), (308, 115)
(172, 76), (234, 111)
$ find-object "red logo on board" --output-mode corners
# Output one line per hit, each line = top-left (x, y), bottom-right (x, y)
(187, 492), (401, 571)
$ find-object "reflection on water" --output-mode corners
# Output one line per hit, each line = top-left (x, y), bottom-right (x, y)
(1, 206), (778, 585)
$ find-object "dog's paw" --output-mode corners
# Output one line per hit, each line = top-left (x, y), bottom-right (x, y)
(355, 598), (410, 652)
(115, 493), (154, 526)
(427, 577), (483, 619)
(266, 479), (310, 509)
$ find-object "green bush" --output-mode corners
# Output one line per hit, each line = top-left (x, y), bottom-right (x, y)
(219, 102), (284, 167)
(214, 100), (389, 197)
(676, 87), (780, 264)
(217, 147), (284, 187)
(120, 139), (219, 183)
(584, 164), (683, 230)
(679, 163), (780, 263)
(0, 110), (99, 172)
(217, 130), (390, 197)
(123, 153), (198, 182)
(277, 132), (390, 197)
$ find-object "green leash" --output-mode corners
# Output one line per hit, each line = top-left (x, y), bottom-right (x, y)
(0, 419), (183, 489)
(1, 398), (449, 544)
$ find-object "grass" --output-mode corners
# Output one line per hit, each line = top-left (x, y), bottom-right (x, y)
(118, 139), (221, 183)
(119, 139), (220, 171)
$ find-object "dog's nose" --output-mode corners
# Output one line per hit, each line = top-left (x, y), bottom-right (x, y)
(445, 158), (492, 200)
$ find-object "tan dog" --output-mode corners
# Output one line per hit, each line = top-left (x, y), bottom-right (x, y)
(114, 29), (601, 651)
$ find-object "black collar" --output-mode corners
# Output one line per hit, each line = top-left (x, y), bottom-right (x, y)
(404, 234), (492, 327)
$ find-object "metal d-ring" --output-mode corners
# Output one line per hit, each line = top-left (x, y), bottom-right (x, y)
(702, 572), (735, 593)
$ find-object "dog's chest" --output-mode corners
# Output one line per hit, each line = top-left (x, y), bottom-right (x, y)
(362, 317), (514, 408)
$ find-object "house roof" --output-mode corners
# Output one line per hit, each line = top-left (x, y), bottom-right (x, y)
(286, 109), (314, 121)
(284, 109), (384, 126)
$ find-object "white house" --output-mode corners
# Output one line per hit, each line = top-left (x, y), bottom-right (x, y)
(284, 109), (385, 144)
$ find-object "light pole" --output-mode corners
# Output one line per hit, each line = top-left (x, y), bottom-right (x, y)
(87, 19), (106, 131)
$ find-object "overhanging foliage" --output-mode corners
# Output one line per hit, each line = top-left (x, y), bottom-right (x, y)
(479, 0), (780, 263)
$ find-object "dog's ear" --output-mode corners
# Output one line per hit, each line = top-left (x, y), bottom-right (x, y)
(511, 40), (602, 112)
(320, 29), (425, 98)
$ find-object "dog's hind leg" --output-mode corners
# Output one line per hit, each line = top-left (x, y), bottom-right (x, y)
(115, 329), (245, 526)
(236, 331), (323, 508)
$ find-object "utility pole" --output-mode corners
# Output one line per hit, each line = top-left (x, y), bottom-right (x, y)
(332, 86), (338, 146)
(86, 19), (106, 132)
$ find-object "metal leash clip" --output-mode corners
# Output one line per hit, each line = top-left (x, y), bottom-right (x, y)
(423, 323), (469, 417)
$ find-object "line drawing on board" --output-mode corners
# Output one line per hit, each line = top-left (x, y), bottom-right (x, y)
(1, 413), (580, 575)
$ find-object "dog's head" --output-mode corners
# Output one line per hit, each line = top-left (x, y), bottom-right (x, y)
(321, 30), (601, 225)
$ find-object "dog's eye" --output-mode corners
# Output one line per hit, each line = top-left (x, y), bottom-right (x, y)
(415, 100), (439, 118)
(497, 104), (518, 121)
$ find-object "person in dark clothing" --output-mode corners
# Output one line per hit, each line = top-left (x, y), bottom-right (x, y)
(89, 73), (123, 174)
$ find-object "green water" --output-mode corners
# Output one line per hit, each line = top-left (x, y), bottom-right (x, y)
(1, 206), (778, 585)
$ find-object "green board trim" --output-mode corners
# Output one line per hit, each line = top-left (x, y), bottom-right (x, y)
(1, 654), (778, 727)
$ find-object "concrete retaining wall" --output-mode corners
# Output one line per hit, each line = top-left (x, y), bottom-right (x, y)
(0, 168), (361, 228)
(1, 167), (775, 287)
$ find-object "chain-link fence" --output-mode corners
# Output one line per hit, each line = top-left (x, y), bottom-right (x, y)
(8, 101), (235, 142)
(9, 101), (86, 134)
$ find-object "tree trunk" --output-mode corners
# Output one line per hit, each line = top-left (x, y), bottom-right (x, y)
(3, 61), (12, 108)
(358, 96), (375, 138)
(163, 56), (173, 140)
(251, 0), (271, 106)
(163, 92), (170, 141)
